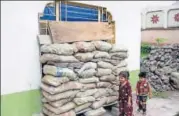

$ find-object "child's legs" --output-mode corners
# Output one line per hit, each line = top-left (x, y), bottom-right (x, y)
(141, 96), (148, 113)
(138, 96), (143, 110)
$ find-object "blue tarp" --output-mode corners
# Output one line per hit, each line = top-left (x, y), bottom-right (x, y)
(40, 4), (107, 22)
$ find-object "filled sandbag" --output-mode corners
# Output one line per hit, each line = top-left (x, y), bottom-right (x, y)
(97, 61), (113, 69)
(42, 90), (79, 101)
(93, 51), (111, 59)
(40, 44), (74, 55)
(84, 107), (106, 116)
(50, 98), (73, 108)
(93, 88), (108, 98)
(78, 69), (96, 78)
(40, 82), (84, 94)
(43, 108), (76, 116)
(79, 77), (99, 84)
(78, 62), (97, 74)
(96, 82), (112, 88)
(109, 45), (128, 53)
(47, 62), (69, 68)
(99, 75), (116, 82)
(103, 59), (121, 66)
(96, 68), (112, 77)
(75, 103), (92, 113)
(43, 65), (77, 80)
(74, 42), (96, 52)
(81, 83), (96, 91)
(76, 89), (98, 97)
(44, 102), (76, 114)
(40, 54), (79, 63)
(112, 85), (119, 91)
(42, 75), (69, 87)
(75, 53), (94, 62)
(93, 41), (112, 51)
(68, 62), (84, 69)
(109, 52), (128, 58)
(113, 67), (128, 76)
(91, 97), (107, 109)
(106, 96), (118, 104)
(73, 96), (95, 105)
(112, 60), (127, 70)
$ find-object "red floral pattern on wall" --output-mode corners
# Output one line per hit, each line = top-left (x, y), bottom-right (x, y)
(174, 13), (179, 22)
(151, 15), (159, 24)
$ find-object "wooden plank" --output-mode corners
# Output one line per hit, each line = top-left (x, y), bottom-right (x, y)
(48, 21), (115, 43)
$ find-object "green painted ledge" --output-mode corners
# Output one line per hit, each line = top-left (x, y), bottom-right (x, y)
(1, 89), (42, 116)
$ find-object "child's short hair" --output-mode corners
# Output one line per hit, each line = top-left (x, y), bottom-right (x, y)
(119, 71), (129, 79)
(138, 72), (147, 78)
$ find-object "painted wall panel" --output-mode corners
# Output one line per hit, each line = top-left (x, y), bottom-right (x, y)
(168, 9), (179, 27)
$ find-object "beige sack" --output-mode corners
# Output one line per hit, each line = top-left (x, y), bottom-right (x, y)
(93, 88), (108, 98)
(112, 60), (127, 70)
(109, 52), (128, 58)
(109, 45), (128, 53)
(74, 42), (96, 52)
(42, 90), (79, 101)
(43, 108), (76, 116)
(44, 102), (76, 114)
(81, 83), (96, 91)
(93, 41), (112, 51)
(75, 53), (94, 62)
(40, 54), (79, 63)
(84, 107), (106, 116)
(96, 82), (112, 88)
(94, 51), (111, 59)
(106, 96), (118, 104)
(91, 97), (107, 109)
(77, 62), (97, 74)
(43, 65), (78, 80)
(42, 75), (69, 86)
(75, 103), (92, 113)
(73, 96), (95, 105)
(96, 68), (112, 77)
(76, 89), (98, 97)
(97, 61), (114, 69)
(40, 81), (84, 94)
(78, 69), (96, 78)
(79, 77), (99, 84)
(50, 98), (73, 108)
(99, 75), (116, 82)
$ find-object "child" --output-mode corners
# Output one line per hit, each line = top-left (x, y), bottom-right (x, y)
(118, 71), (133, 116)
(136, 72), (152, 115)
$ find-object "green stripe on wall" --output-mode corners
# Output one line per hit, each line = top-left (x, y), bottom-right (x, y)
(1, 89), (42, 116)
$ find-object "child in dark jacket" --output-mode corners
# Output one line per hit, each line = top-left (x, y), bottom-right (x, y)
(136, 72), (152, 115)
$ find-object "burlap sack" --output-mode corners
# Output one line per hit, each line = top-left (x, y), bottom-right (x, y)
(97, 61), (113, 69)
(96, 68), (112, 77)
(111, 107), (119, 116)
(112, 85), (119, 91)
(44, 102), (76, 114)
(73, 96), (95, 105)
(96, 82), (112, 88)
(76, 89), (98, 97)
(43, 108), (76, 116)
(75, 103), (92, 113)
(50, 98), (73, 107)
(40, 82), (84, 94)
(94, 51), (111, 59)
(109, 45), (128, 53)
(75, 53), (94, 62)
(43, 65), (78, 80)
(93, 88), (108, 98)
(84, 107), (106, 116)
(47, 62), (69, 68)
(93, 41), (112, 51)
(40, 54), (79, 63)
(40, 44), (74, 55)
(42, 75), (69, 86)
(106, 96), (118, 104)
(79, 77), (99, 84)
(99, 75), (116, 82)
(78, 69), (96, 78)
(74, 42), (96, 52)
(112, 60), (127, 70)
(109, 52), (128, 58)
(91, 97), (107, 109)
(68, 62), (84, 69)
(42, 90), (79, 101)
(113, 67), (128, 76)
(78, 62), (97, 74)
(81, 83), (96, 91)
(42, 97), (48, 103)
(103, 59), (121, 66)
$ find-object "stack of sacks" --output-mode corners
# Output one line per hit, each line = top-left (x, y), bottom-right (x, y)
(39, 41), (128, 116)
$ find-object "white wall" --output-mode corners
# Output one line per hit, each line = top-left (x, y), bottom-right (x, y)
(1, 1), (175, 95)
